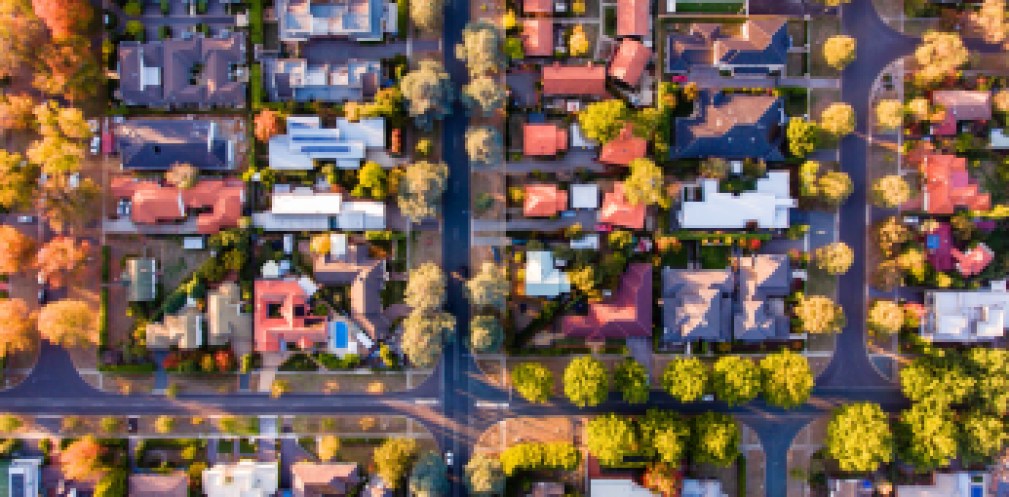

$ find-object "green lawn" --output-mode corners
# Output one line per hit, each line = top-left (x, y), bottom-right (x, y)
(699, 246), (731, 270)
(672, 1), (744, 13)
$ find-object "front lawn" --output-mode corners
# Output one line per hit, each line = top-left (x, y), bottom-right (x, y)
(672, 1), (744, 13)
(699, 245), (731, 269)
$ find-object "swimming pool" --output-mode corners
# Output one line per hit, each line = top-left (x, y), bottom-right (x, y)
(330, 321), (349, 349)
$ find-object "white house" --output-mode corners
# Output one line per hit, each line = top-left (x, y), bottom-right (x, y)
(269, 115), (385, 170)
(922, 281), (1009, 342)
(4, 458), (42, 497)
(252, 186), (386, 231)
(590, 479), (659, 497)
(524, 251), (571, 297)
(896, 472), (989, 497)
(202, 460), (279, 497)
(570, 183), (599, 210)
(678, 171), (795, 230)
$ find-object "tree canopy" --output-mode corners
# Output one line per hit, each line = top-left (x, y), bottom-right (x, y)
(37, 299), (96, 348)
(787, 118), (818, 158)
(960, 411), (1006, 465)
(867, 300), (904, 335)
(794, 295), (846, 334)
(691, 413), (740, 467)
(464, 454), (505, 496)
(35, 236), (89, 288)
(814, 242), (854, 275)
(254, 109), (283, 143)
(711, 356), (761, 407)
(825, 402), (893, 473)
(0, 225), (34, 274)
(405, 263), (446, 312)
(61, 435), (104, 481)
(0, 298), (34, 357)
(563, 356), (610, 407)
(318, 435), (341, 462)
(469, 315), (502, 353)
(823, 35), (856, 70)
(759, 350), (813, 408)
(624, 158), (669, 208)
(373, 438), (418, 489)
(409, 451), (449, 497)
(32, 0), (92, 40)
(578, 100), (628, 143)
(511, 362), (554, 404)
(662, 357), (708, 403)
(462, 77), (506, 117)
(898, 403), (958, 472)
(586, 414), (638, 466)
(465, 126), (503, 167)
(875, 99), (904, 130)
(613, 357), (650, 404)
(639, 410), (689, 464)
(914, 31), (968, 85)
(409, 0), (444, 34)
(871, 175), (911, 208)
(820, 103), (856, 137)
(466, 263), (509, 309)
(398, 161), (448, 222)
(400, 60), (454, 128)
(400, 311), (455, 368)
(455, 22), (504, 77)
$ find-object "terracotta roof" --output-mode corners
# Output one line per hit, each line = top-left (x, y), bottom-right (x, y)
(524, 0), (552, 14)
(598, 124), (647, 165)
(254, 279), (328, 352)
(522, 19), (554, 57)
(541, 64), (608, 97)
(129, 472), (188, 497)
(292, 462), (360, 494)
(599, 183), (646, 229)
(608, 39), (651, 87)
(932, 90), (992, 136)
(952, 243), (994, 277)
(523, 123), (568, 156)
(919, 153), (991, 215)
(560, 263), (652, 340)
(524, 184), (568, 217)
(110, 177), (244, 234)
(617, 0), (649, 37)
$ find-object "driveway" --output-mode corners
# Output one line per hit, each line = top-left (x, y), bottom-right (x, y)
(304, 39), (440, 65)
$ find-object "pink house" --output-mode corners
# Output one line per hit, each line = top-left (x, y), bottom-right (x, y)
(254, 279), (328, 352)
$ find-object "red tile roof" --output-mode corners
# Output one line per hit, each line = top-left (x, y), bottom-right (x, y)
(925, 222), (954, 272)
(560, 263), (652, 340)
(524, 184), (568, 217)
(523, 123), (568, 156)
(598, 124), (647, 165)
(608, 39), (651, 87)
(932, 90), (991, 136)
(522, 19), (554, 57)
(524, 0), (552, 14)
(952, 243), (994, 277)
(110, 177), (244, 234)
(617, 0), (649, 37)
(541, 64), (608, 98)
(254, 279), (328, 353)
(599, 182), (646, 229)
(919, 153), (991, 215)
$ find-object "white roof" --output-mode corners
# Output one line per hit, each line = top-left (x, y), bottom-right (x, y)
(590, 479), (660, 497)
(896, 472), (984, 497)
(924, 286), (1009, 342)
(261, 260), (281, 279)
(335, 118), (386, 147)
(678, 171), (796, 230)
(202, 461), (279, 497)
(268, 116), (384, 171)
(570, 234), (600, 250)
(569, 123), (597, 148)
(991, 128), (1009, 149)
(524, 251), (571, 297)
(682, 480), (727, 497)
(297, 276), (318, 296)
(330, 233), (348, 258)
(570, 184), (599, 209)
(254, 189), (386, 231)
(183, 236), (205, 249)
(271, 188), (343, 215)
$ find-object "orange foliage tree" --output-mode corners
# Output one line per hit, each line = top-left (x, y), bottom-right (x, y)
(0, 298), (35, 357)
(37, 300), (96, 348)
(33, 35), (102, 102)
(0, 94), (37, 131)
(0, 226), (35, 275)
(31, 0), (92, 41)
(254, 109), (283, 143)
(61, 435), (105, 481)
(35, 236), (89, 287)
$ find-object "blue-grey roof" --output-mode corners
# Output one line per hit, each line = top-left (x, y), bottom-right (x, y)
(673, 91), (785, 161)
(714, 18), (790, 67)
(661, 268), (734, 343)
(277, 0), (391, 42)
(118, 120), (234, 171)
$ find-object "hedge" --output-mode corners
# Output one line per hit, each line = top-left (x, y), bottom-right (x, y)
(249, 0), (264, 44)
(314, 353), (361, 370)
(250, 63), (263, 109)
(99, 288), (109, 349)
(499, 442), (579, 476)
(98, 363), (156, 373)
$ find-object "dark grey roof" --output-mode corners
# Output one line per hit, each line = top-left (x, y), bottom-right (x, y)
(118, 33), (247, 108)
(313, 244), (389, 338)
(661, 268), (734, 343)
(665, 18), (789, 73)
(118, 120), (234, 171)
(673, 91), (785, 161)
(734, 254), (790, 341)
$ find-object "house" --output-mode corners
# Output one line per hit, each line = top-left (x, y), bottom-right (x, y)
(953, 243), (995, 277)
(146, 306), (203, 350)
(124, 258), (157, 302)
(735, 254), (791, 340)
(608, 39), (651, 87)
(525, 251), (571, 297)
(677, 171), (795, 229)
(600, 183), (646, 229)
(255, 278), (329, 352)
(117, 120), (236, 171)
(541, 64), (609, 99)
(570, 183), (599, 209)
(523, 123), (568, 157)
(925, 222), (955, 272)
(665, 18), (789, 75)
(524, 184), (568, 217)
(276, 0), (396, 42)
(252, 185), (386, 232)
(202, 461), (279, 497)
(118, 33), (247, 108)
(263, 58), (381, 102)
(673, 91), (784, 161)
(931, 90), (991, 136)
(109, 177), (245, 234)
(922, 281), (1009, 342)
(291, 462), (361, 497)
(617, 0), (650, 38)
(598, 124), (647, 165)
(313, 235), (390, 339)
(916, 153), (991, 215)
(269, 115), (386, 170)
(129, 471), (189, 497)
(682, 479), (728, 497)
(531, 482), (565, 497)
(896, 472), (989, 497)
(661, 268), (734, 343)
(522, 19), (554, 57)
(561, 263), (652, 340)
(207, 282), (253, 354)
(590, 479), (659, 497)
(0, 458), (42, 497)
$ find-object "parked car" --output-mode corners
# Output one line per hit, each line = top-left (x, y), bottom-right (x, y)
(36, 272), (45, 286)
(16, 215), (34, 224)
(36, 288), (46, 305)
(68, 172), (80, 189)
(87, 119), (100, 134)
(90, 135), (100, 155)
(595, 223), (613, 233)
(444, 451), (454, 468)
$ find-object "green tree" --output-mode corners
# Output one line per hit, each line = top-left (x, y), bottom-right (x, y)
(400, 60), (454, 128)
(94, 469), (127, 497)
(512, 362), (554, 404)
(373, 438), (418, 489)
(867, 300), (904, 335)
(0, 150), (37, 211)
(820, 103), (855, 137)
(455, 22), (504, 77)
(318, 435), (341, 462)
(563, 356), (610, 407)
(462, 77), (506, 117)
(759, 350), (813, 408)
(817, 170), (853, 207)
(968, 348), (1009, 415)
(960, 411), (1006, 465)
(639, 410), (689, 464)
(699, 157), (730, 180)
(914, 31), (968, 85)
(814, 242), (854, 275)
(154, 416), (174, 434)
(787, 118), (818, 158)
(692, 412), (740, 467)
(613, 357), (650, 404)
(871, 175), (910, 208)
(898, 403), (958, 472)
(799, 160), (821, 198)
(875, 99), (904, 130)
(398, 161), (448, 222)
(624, 158), (668, 208)
(577, 99), (628, 143)
(465, 126), (503, 167)
(401, 311), (455, 368)
(794, 295), (846, 334)
(711, 356), (761, 407)
(353, 161), (388, 200)
(409, 451), (448, 497)
(470, 315), (502, 352)
(825, 402), (893, 473)
(823, 35), (856, 70)
(662, 357), (708, 403)
(586, 414), (638, 466)
(466, 263), (509, 308)
(0, 415), (22, 434)
(465, 454), (505, 496)
(899, 353), (973, 407)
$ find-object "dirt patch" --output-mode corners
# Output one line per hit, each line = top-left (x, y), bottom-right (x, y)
(272, 371), (417, 394)
(474, 416), (576, 455)
(168, 374), (241, 394)
(411, 230), (442, 268)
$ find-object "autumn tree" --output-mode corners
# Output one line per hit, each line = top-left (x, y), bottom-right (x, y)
(818, 170), (853, 207)
(578, 99), (628, 143)
(410, 0), (444, 34)
(586, 414), (638, 466)
(871, 175), (911, 208)
(466, 263), (509, 309)
(465, 126), (503, 167)
(34, 35), (102, 102)
(613, 357), (650, 404)
(409, 451), (448, 497)
(907, 97), (931, 121)
(37, 299), (96, 348)
(405, 263), (446, 311)
(397, 161), (448, 222)
(711, 356), (761, 407)
(465, 454), (505, 496)
(254, 109), (283, 143)
(165, 162), (199, 189)
(563, 356), (610, 407)
(461, 77), (506, 116)
(32, 0), (92, 40)
(994, 90), (1009, 113)
(692, 413), (740, 467)
(867, 300), (904, 335)
(373, 438), (418, 489)
(0, 94), (37, 131)
(794, 294), (846, 334)
(820, 103), (855, 137)
(624, 158), (669, 208)
(0, 225), (35, 274)
(787, 118), (818, 157)
(318, 435), (341, 462)
(825, 403), (893, 473)
(35, 236), (89, 288)
(569, 24), (590, 56)
(400, 310), (455, 368)
(875, 99), (904, 130)
(814, 242), (854, 275)
(760, 350), (813, 408)
(823, 35), (856, 70)
(972, 0), (1008, 44)
(0, 299), (35, 358)
(662, 357), (708, 403)
(42, 177), (100, 233)
(0, 1), (42, 81)
(875, 216), (911, 257)
(61, 435), (104, 481)
(455, 22), (504, 77)
(470, 315), (502, 352)
(511, 362), (554, 403)
(400, 60), (454, 128)
(914, 31), (968, 85)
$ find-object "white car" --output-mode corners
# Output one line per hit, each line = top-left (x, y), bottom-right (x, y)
(444, 451), (454, 468)
(16, 215), (34, 224)
(68, 172), (80, 189)
(90, 135), (100, 155)
(87, 119), (99, 134)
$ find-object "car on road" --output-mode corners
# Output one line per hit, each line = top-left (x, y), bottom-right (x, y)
(90, 135), (100, 155)
(127, 417), (138, 433)
(68, 172), (80, 189)
(36, 287), (46, 305)
(87, 119), (100, 134)
(444, 451), (454, 468)
(16, 215), (34, 224)
(36, 272), (45, 286)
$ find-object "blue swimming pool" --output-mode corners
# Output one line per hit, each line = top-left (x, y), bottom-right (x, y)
(330, 321), (349, 349)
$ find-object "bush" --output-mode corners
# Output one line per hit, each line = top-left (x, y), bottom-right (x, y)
(314, 353), (361, 370)
(500, 442), (579, 475)
(279, 353), (318, 371)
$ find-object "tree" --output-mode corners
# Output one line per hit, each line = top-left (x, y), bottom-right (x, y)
(410, 0), (444, 34)
(405, 263), (446, 311)
(470, 315), (502, 352)
(875, 217), (911, 257)
(511, 363), (553, 403)
(254, 109), (283, 143)
(0, 226), (34, 274)
(823, 35), (856, 69)
(624, 158), (669, 208)
(400, 311), (455, 368)
(503, 37), (524, 60)
(569, 24), (590, 57)
(353, 161), (387, 200)
(33, 35), (102, 102)
(0, 299), (34, 358)
(711, 356), (761, 407)
(968, 348), (1009, 415)
(799, 160), (821, 198)
(94, 469), (127, 497)
(759, 350), (813, 408)
(461, 77), (506, 116)
(639, 410), (689, 464)
(62, 435), (104, 481)
(875, 99), (904, 130)
(318, 435), (341, 462)
(398, 161), (448, 222)
(400, 60), (454, 128)
(787, 118), (818, 157)
(900, 354), (973, 407)
(994, 90), (1009, 113)
(898, 403), (958, 471)
(563, 356), (610, 407)
(692, 413), (740, 467)
(0, 1), (42, 81)
(455, 22), (503, 77)
(973, 0), (1009, 43)
(0, 151), (36, 211)
(373, 438), (418, 489)
(0, 94), (37, 131)
(699, 157), (730, 180)
(503, 9), (517, 30)
(907, 97), (931, 121)
(37, 299), (96, 348)
(817, 170), (853, 207)
(27, 134), (84, 178)
(35, 236), (89, 288)
(794, 295), (845, 334)
(409, 451), (449, 497)
(465, 454), (505, 496)
(960, 411), (1005, 464)
(465, 126), (503, 167)
(154, 416), (175, 434)
(914, 31), (968, 85)
(0, 415), (22, 434)
(820, 103), (855, 137)
(867, 300), (903, 336)
(662, 357), (708, 403)
(164, 162), (198, 189)
(613, 357), (649, 404)
(871, 175), (910, 208)
(32, 0), (92, 40)
(466, 263), (509, 308)
(42, 177), (100, 232)
(814, 242), (854, 275)
(826, 402), (892, 473)
(578, 100), (628, 143)
(586, 414), (638, 466)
